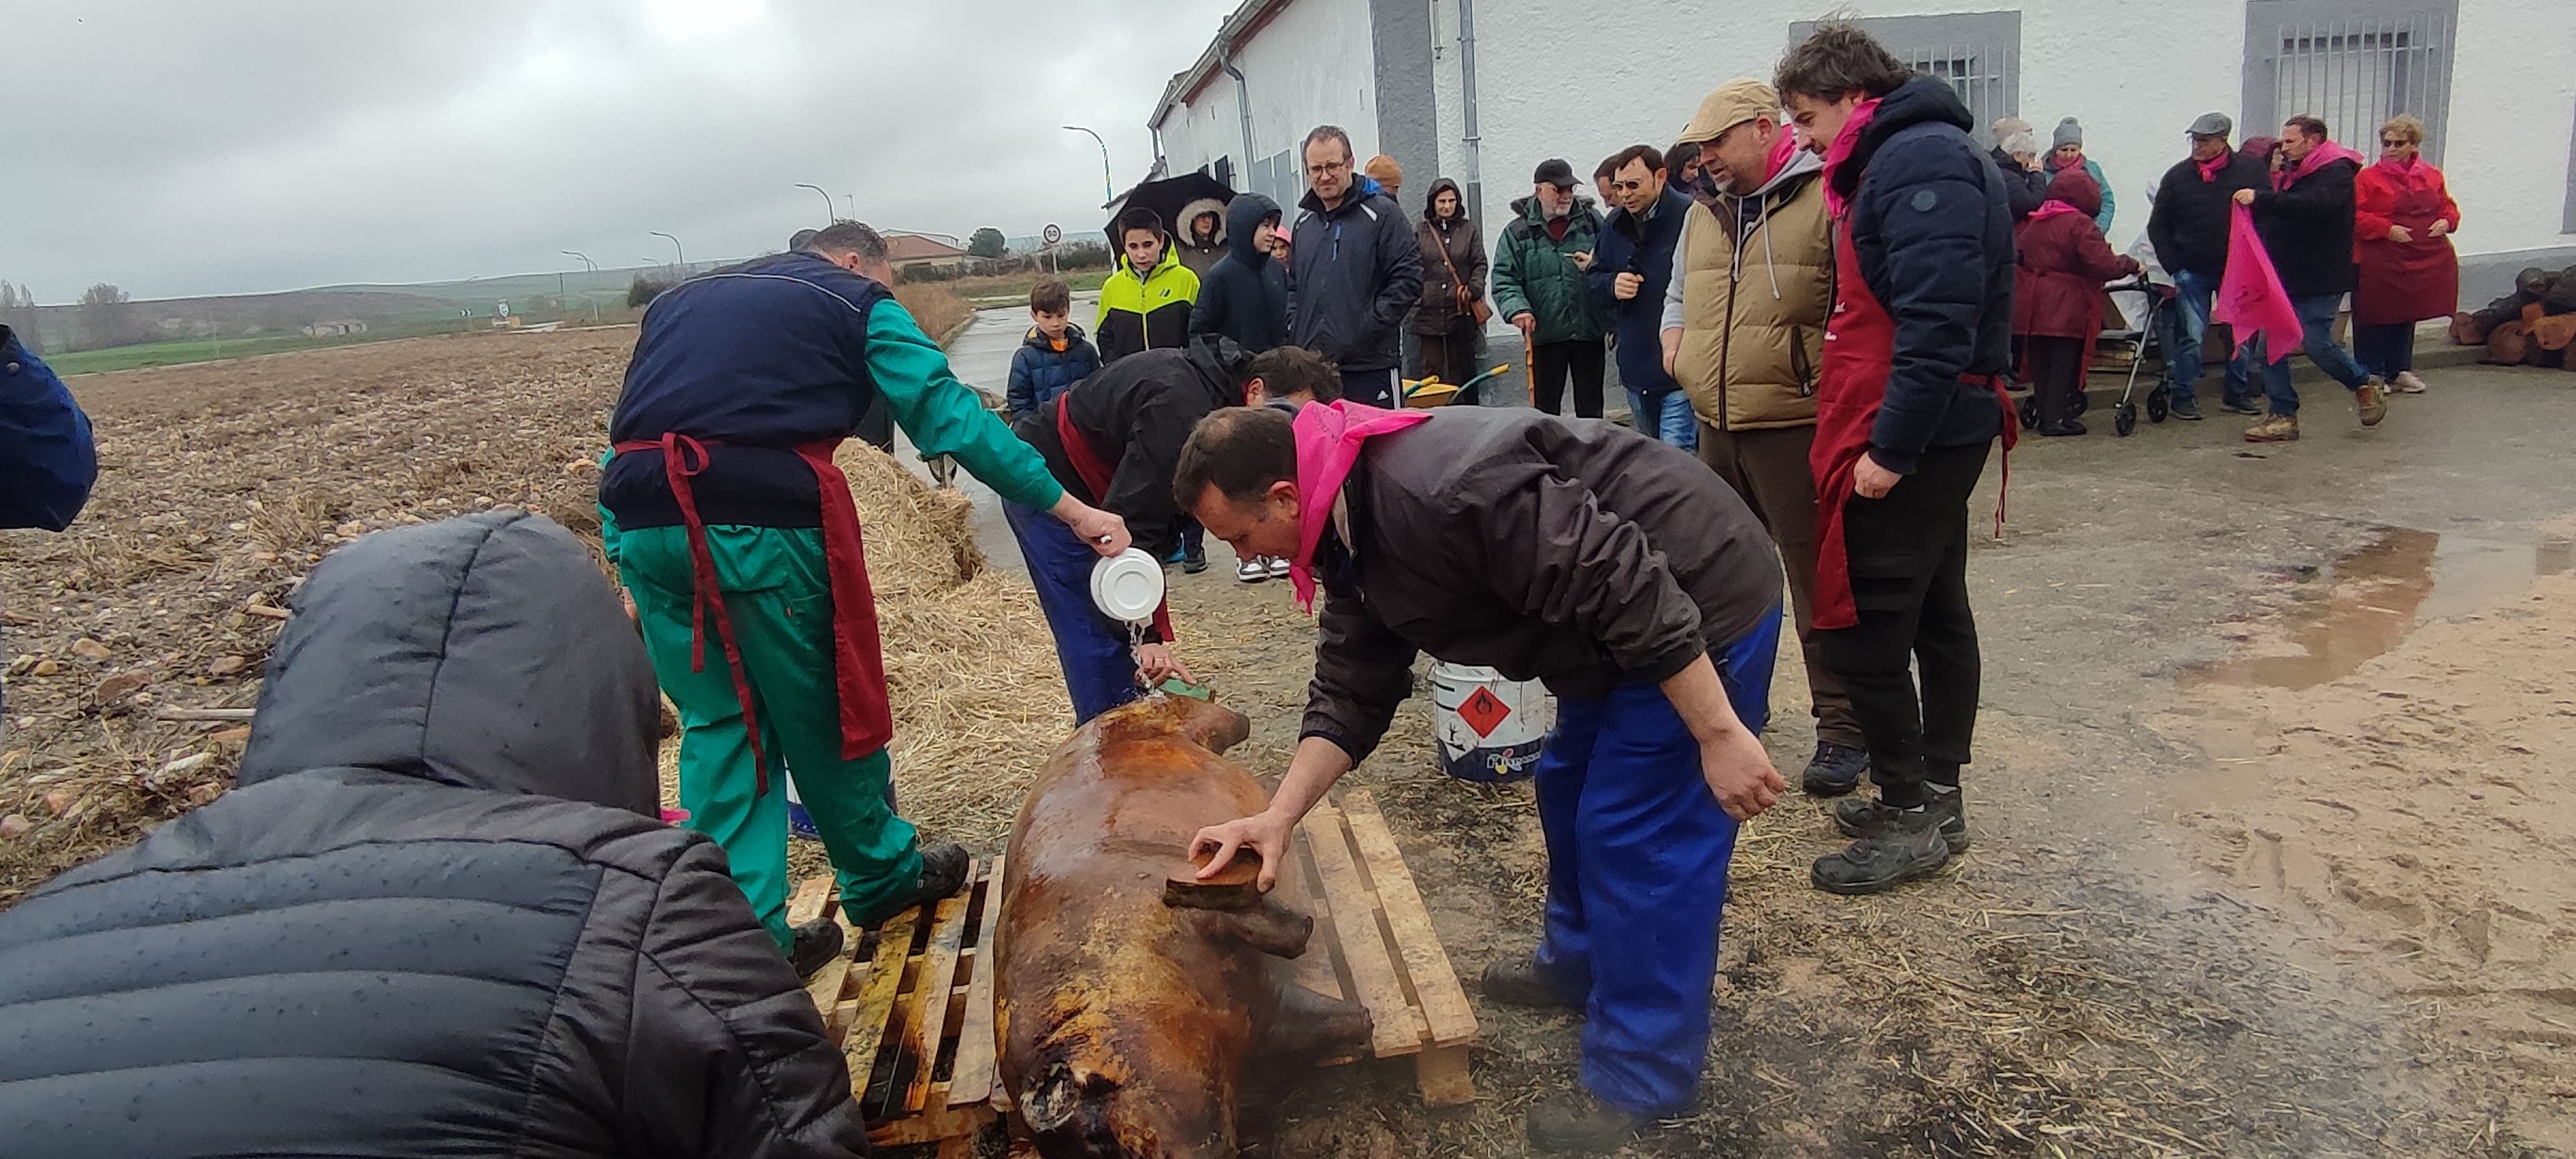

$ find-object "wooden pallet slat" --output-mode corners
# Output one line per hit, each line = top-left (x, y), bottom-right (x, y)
(1341, 792), (1478, 1047)
(947, 856), (1007, 1108)
(843, 909), (918, 1098)
(785, 875), (835, 927)
(901, 887), (975, 1115)
(1299, 800), (1430, 1058)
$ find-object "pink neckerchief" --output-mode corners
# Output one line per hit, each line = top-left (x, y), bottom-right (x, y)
(1760, 125), (1800, 185)
(2028, 199), (2085, 222)
(1287, 400), (1431, 611)
(2275, 141), (2366, 190)
(1820, 98), (1883, 218)
(2373, 152), (2422, 175)
(2196, 152), (2228, 183)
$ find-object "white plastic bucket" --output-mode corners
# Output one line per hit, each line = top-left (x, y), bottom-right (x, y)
(1429, 663), (1553, 783)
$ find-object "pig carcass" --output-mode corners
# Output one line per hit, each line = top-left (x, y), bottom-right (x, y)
(997, 694), (1373, 1159)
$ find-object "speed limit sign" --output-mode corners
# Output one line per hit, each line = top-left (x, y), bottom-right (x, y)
(1041, 223), (1063, 247)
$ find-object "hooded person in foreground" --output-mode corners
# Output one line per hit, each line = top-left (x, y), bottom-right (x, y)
(1176, 402), (1787, 1153)
(0, 511), (876, 1159)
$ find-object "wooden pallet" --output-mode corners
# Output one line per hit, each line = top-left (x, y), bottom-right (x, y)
(1284, 789), (1481, 1106)
(789, 856), (1005, 1159)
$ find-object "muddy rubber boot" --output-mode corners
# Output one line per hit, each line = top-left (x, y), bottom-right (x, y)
(848, 841), (972, 928)
(1480, 958), (1584, 1011)
(1831, 789), (1970, 850)
(1525, 1089), (1656, 1154)
(1801, 742), (1868, 797)
(789, 916), (846, 981)
(1812, 806), (1953, 895)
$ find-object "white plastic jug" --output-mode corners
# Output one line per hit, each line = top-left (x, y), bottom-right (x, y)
(1429, 663), (1553, 782)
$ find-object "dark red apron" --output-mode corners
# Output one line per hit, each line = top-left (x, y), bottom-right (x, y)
(2354, 161), (2461, 326)
(1052, 398), (1174, 642)
(1809, 219), (2016, 631)
(609, 434), (894, 793)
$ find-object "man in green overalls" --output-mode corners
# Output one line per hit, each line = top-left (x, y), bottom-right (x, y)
(601, 222), (1130, 975)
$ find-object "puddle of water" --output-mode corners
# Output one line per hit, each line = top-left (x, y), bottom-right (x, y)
(2184, 527), (2574, 690)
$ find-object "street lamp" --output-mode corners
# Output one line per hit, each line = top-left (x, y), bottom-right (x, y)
(794, 183), (835, 224)
(562, 250), (599, 324)
(649, 231), (686, 279)
(1063, 125), (1113, 203)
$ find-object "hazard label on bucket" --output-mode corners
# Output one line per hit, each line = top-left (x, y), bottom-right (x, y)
(1458, 686), (1512, 737)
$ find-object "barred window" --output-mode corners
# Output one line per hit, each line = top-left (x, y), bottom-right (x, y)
(1789, 11), (2022, 132)
(2242, 0), (2457, 163)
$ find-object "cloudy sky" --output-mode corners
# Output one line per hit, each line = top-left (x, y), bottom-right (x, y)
(2, 0), (1233, 302)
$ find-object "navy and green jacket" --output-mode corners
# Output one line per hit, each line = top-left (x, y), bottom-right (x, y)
(1006, 323), (1101, 419)
(603, 251), (1061, 529)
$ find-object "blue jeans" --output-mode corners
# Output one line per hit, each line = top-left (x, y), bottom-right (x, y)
(2164, 270), (2253, 407)
(2234, 294), (2371, 416)
(1625, 388), (1698, 452)
(1004, 499), (1140, 723)
(1530, 608), (1780, 1114)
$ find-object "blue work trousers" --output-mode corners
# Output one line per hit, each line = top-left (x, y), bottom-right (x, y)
(1004, 498), (1141, 723)
(1531, 609), (1781, 1115)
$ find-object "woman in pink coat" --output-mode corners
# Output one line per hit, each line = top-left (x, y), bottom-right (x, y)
(2351, 114), (2461, 393)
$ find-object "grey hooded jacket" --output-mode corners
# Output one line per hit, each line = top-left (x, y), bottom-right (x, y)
(0, 510), (873, 1159)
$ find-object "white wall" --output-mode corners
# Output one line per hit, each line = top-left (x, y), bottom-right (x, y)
(2446, 0), (2576, 257)
(1156, 0), (1381, 205)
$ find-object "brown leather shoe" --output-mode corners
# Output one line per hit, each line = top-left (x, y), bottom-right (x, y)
(2243, 414), (2300, 442)
(2356, 380), (2388, 426)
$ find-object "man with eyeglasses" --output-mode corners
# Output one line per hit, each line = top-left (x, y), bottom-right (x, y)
(1288, 125), (1424, 408)
(1589, 144), (1695, 450)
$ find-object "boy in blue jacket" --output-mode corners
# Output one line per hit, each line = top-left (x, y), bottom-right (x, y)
(1006, 278), (1101, 420)
(2, 324), (98, 722)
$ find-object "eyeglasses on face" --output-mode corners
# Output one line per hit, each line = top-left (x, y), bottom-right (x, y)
(1609, 178), (1648, 192)
(2380, 137), (2410, 148)
(1307, 159), (1349, 176)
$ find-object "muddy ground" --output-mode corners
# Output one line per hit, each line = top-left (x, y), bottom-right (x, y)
(5, 324), (2572, 1157)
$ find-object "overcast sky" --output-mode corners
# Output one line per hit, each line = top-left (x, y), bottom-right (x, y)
(1, 0), (1233, 302)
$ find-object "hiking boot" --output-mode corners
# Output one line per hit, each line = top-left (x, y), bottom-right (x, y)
(1525, 1088), (1656, 1154)
(1812, 807), (1953, 895)
(1801, 741), (1868, 797)
(2392, 371), (2428, 393)
(1480, 958), (1583, 1011)
(2242, 414), (2300, 443)
(847, 841), (972, 928)
(2168, 393), (2205, 421)
(1235, 558), (1268, 584)
(789, 916), (846, 981)
(1831, 791), (1970, 851)
(2355, 379), (2388, 426)
(2220, 395), (2264, 416)
(1181, 544), (1209, 574)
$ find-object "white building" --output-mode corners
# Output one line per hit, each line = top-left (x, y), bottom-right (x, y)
(1148, 0), (2576, 307)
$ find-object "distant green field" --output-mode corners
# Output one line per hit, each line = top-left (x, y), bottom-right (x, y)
(48, 316), (479, 376)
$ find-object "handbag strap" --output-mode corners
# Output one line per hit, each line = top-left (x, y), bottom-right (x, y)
(1433, 224), (1472, 299)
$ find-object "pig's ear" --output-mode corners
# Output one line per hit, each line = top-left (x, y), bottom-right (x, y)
(1184, 896), (1314, 959)
(1174, 696), (1252, 755)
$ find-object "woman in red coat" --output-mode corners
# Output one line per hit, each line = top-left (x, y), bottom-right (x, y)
(2352, 114), (2461, 393)
(2013, 166), (2142, 436)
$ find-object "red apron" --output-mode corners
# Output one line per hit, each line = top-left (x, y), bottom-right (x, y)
(1809, 219), (2016, 631)
(609, 434), (895, 793)
(2353, 162), (2461, 326)
(1052, 398), (1175, 642)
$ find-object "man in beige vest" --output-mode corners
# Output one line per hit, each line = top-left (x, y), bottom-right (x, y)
(1660, 79), (1866, 796)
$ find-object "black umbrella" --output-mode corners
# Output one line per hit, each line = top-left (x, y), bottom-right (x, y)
(1103, 171), (1235, 243)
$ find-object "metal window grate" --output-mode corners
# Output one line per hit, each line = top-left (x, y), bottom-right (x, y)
(2245, 1), (2456, 163)
(1789, 13), (2022, 132)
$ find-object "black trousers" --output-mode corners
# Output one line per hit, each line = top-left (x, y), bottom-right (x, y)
(1815, 441), (1992, 810)
(1337, 365), (1400, 409)
(1414, 320), (1484, 401)
(1531, 338), (1605, 419)
(2025, 335), (2085, 426)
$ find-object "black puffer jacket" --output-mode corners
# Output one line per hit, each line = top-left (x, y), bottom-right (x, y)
(1833, 75), (2014, 473)
(2251, 155), (2361, 299)
(1013, 339), (1250, 569)
(0, 511), (873, 1159)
